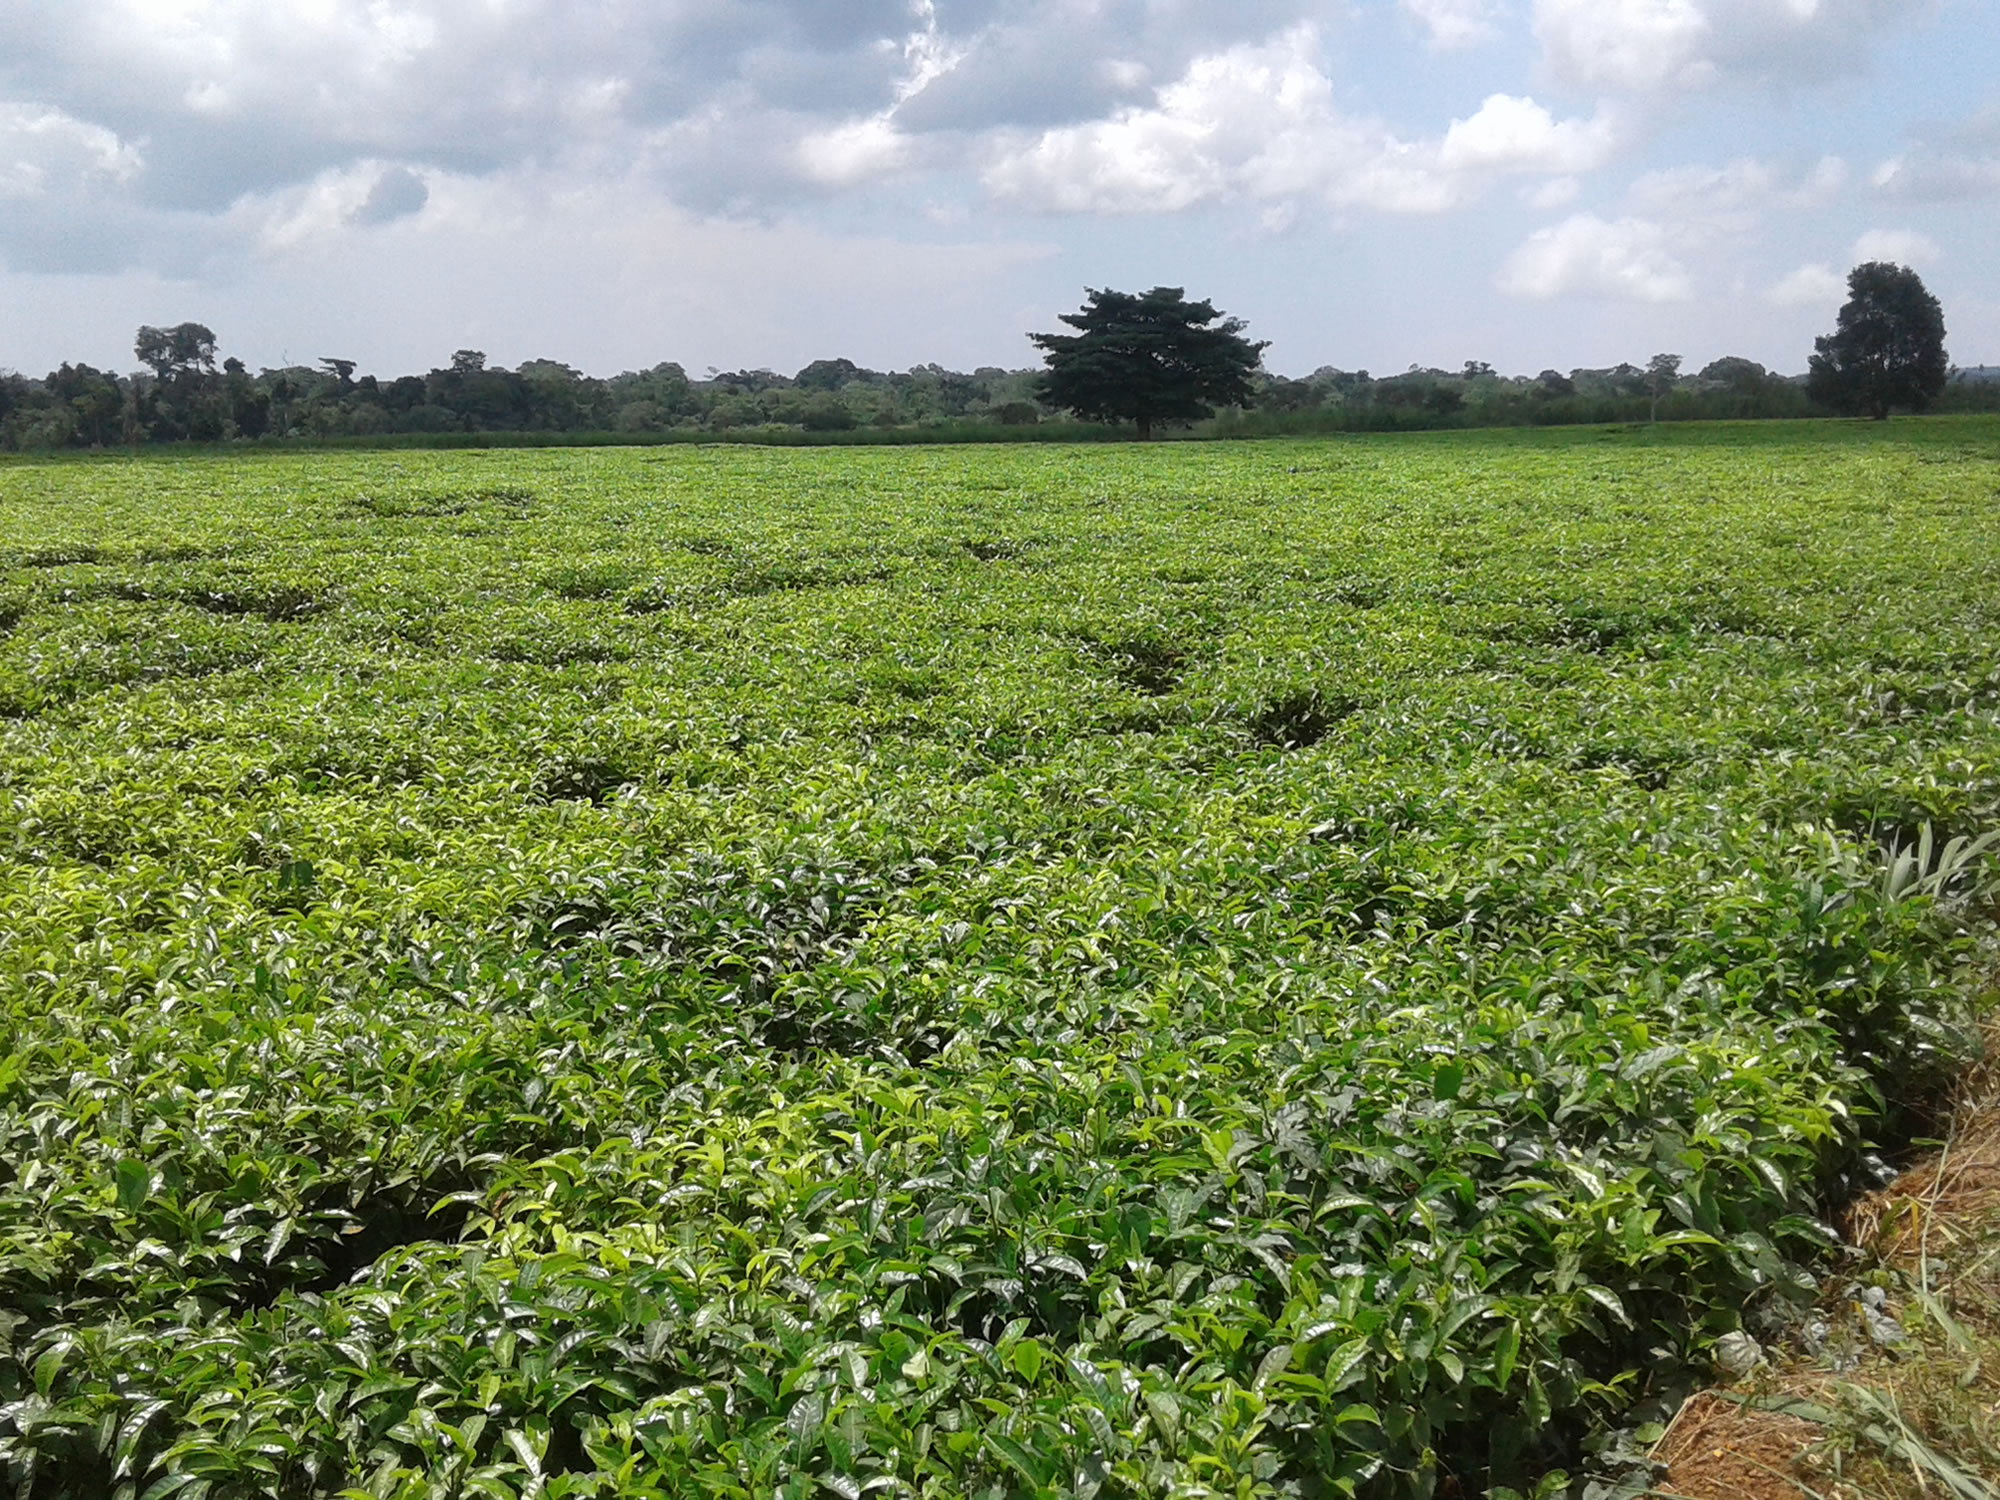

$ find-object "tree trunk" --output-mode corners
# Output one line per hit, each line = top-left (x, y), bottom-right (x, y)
(1137, 417), (1153, 441)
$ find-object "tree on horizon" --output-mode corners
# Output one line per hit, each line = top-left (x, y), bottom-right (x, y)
(1030, 287), (1267, 440)
(1807, 262), (1948, 420)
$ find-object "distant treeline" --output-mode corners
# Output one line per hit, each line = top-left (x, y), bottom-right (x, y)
(1225, 358), (2000, 436)
(4, 326), (1999, 452)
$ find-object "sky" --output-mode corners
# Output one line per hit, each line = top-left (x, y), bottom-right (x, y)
(1, 0), (1995, 381)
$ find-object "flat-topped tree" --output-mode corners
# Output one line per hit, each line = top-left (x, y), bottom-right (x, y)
(133, 322), (223, 440)
(134, 322), (218, 383)
(1030, 286), (1268, 440)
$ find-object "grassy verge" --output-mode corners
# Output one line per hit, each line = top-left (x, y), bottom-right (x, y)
(1655, 922), (2000, 1500)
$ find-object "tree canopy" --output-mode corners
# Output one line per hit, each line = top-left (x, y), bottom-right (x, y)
(1806, 262), (1948, 419)
(133, 323), (218, 383)
(1645, 353), (1682, 423)
(1030, 286), (1268, 439)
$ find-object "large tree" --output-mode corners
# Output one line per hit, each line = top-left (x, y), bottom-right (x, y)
(133, 323), (218, 383)
(133, 322), (223, 440)
(1030, 286), (1268, 439)
(1806, 262), (1948, 420)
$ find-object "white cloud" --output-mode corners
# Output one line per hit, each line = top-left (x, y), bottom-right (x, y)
(246, 159), (433, 250)
(1401, 0), (1502, 50)
(1798, 155), (1848, 201)
(0, 0), (1983, 379)
(1524, 176), (1581, 209)
(1628, 158), (1777, 219)
(1768, 262), (1845, 305)
(1097, 59), (1151, 93)
(1533, 0), (1712, 91)
(0, 160), (1066, 376)
(984, 27), (1416, 213)
(1498, 156), (1868, 316)
(1624, 156), (1851, 239)
(791, 1), (962, 188)
(898, 1), (965, 99)
(1852, 228), (1940, 265)
(1439, 95), (1618, 175)
(55, 0), (445, 125)
(984, 28), (1607, 217)
(797, 117), (918, 186)
(1534, 0), (1932, 93)
(982, 105), (1223, 213)
(0, 103), (143, 199)
(0, 1), (935, 221)
(1497, 213), (1695, 301)
(1873, 151), (2000, 202)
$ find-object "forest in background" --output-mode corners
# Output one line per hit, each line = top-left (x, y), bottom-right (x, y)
(5, 327), (2000, 452)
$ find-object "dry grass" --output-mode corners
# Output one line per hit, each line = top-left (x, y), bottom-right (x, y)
(1846, 1050), (2000, 1286)
(1656, 1012), (2000, 1500)
(1656, 1391), (1828, 1500)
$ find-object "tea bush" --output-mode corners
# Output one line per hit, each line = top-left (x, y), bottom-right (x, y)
(2, 422), (1999, 1498)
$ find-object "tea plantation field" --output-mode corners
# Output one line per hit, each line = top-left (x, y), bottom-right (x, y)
(3, 421), (1999, 1499)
